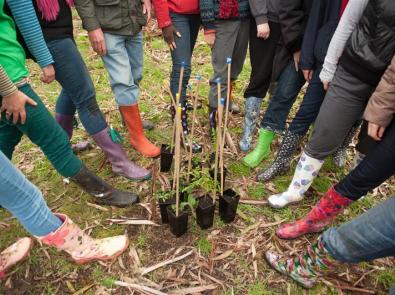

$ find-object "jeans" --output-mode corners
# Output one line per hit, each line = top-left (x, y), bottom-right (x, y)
(0, 84), (82, 177)
(0, 151), (62, 236)
(335, 119), (395, 201)
(102, 32), (143, 106)
(323, 195), (395, 263)
(305, 66), (375, 160)
(260, 60), (305, 133)
(48, 38), (107, 135)
(288, 64), (326, 135)
(169, 13), (200, 105)
(208, 19), (249, 108)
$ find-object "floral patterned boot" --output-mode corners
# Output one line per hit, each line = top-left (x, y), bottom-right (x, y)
(0, 237), (33, 280)
(37, 214), (129, 264)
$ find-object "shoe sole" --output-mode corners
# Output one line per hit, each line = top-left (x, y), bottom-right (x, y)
(73, 238), (130, 265)
(117, 171), (152, 182)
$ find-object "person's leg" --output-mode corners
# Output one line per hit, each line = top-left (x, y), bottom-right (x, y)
(230, 19), (249, 82)
(1, 84), (82, 178)
(47, 38), (107, 136)
(0, 151), (62, 236)
(103, 33), (159, 158)
(54, 89), (77, 139)
(0, 122), (23, 159)
(260, 61), (305, 134)
(240, 20), (281, 152)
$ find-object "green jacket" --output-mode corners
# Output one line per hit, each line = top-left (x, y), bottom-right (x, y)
(74, 0), (147, 36)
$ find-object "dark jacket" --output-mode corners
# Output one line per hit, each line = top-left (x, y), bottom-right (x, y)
(74, 0), (147, 36)
(340, 0), (395, 86)
(300, 0), (342, 70)
(200, 0), (250, 30)
(248, 0), (279, 25)
(272, 0), (313, 80)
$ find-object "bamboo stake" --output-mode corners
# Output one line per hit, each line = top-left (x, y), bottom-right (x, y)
(174, 105), (182, 216)
(187, 75), (201, 182)
(222, 58), (232, 148)
(213, 78), (222, 204)
(171, 61), (185, 146)
(218, 98), (225, 196)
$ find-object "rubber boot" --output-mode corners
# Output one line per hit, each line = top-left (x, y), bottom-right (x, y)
(332, 123), (360, 168)
(268, 152), (324, 208)
(229, 84), (240, 114)
(256, 131), (303, 182)
(172, 105), (202, 153)
(276, 186), (353, 239)
(92, 128), (151, 181)
(55, 113), (92, 152)
(0, 238), (33, 280)
(265, 236), (337, 289)
(70, 164), (139, 207)
(242, 129), (275, 168)
(119, 105), (160, 158)
(239, 96), (263, 152)
(37, 214), (129, 264)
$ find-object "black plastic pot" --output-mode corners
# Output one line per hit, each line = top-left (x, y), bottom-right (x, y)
(158, 196), (176, 224)
(167, 206), (188, 237)
(196, 195), (216, 229)
(219, 189), (240, 223)
(209, 167), (228, 183)
(160, 144), (174, 172)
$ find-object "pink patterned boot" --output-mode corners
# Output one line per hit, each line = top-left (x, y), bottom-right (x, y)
(37, 214), (129, 264)
(0, 237), (33, 280)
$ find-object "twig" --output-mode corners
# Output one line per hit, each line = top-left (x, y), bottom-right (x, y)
(141, 250), (194, 275)
(114, 281), (167, 295)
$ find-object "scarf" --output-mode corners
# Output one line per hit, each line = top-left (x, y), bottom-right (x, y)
(36, 0), (74, 22)
(339, 0), (349, 18)
(219, 0), (239, 19)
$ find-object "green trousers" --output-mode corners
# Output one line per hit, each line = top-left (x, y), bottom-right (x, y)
(0, 84), (82, 177)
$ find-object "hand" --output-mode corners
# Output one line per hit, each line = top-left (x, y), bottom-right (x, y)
(368, 122), (386, 141)
(88, 28), (107, 56)
(0, 90), (37, 124)
(41, 64), (55, 84)
(257, 23), (270, 39)
(302, 69), (313, 82)
(204, 32), (216, 48)
(322, 80), (330, 91)
(162, 25), (181, 50)
(293, 50), (301, 72)
(143, 0), (152, 23)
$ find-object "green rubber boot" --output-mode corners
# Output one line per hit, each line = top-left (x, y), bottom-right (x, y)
(242, 129), (275, 168)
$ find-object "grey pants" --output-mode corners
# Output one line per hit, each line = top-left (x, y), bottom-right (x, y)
(305, 66), (375, 160)
(208, 19), (249, 108)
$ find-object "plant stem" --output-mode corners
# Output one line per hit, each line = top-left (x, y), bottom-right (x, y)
(187, 79), (200, 182)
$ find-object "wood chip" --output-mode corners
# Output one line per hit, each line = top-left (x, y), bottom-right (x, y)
(212, 250), (233, 261)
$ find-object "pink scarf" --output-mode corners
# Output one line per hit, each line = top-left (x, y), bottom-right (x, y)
(36, 0), (74, 21)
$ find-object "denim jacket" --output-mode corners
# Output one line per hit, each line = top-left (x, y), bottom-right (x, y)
(75, 0), (147, 36)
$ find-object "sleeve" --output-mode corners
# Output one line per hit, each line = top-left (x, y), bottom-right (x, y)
(200, 0), (216, 31)
(300, 0), (323, 70)
(74, 0), (101, 32)
(0, 65), (18, 97)
(364, 56), (395, 128)
(6, 0), (54, 69)
(319, 0), (368, 82)
(249, 0), (268, 26)
(152, 0), (172, 29)
(278, 0), (305, 54)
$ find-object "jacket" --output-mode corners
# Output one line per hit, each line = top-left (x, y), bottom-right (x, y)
(272, 0), (312, 80)
(152, 0), (199, 29)
(248, 0), (279, 25)
(200, 0), (250, 30)
(74, 0), (146, 36)
(300, 0), (342, 70)
(341, 0), (395, 86)
(364, 55), (395, 128)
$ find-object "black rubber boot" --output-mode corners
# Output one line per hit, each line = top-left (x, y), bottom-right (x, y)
(71, 165), (139, 207)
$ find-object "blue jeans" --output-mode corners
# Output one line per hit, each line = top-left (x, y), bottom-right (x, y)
(323, 195), (395, 263)
(260, 60), (305, 133)
(170, 13), (200, 105)
(102, 32), (143, 106)
(48, 38), (107, 135)
(0, 151), (62, 236)
(335, 119), (395, 201)
(288, 65), (326, 135)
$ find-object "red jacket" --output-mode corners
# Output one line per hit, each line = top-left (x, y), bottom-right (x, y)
(152, 0), (199, 29)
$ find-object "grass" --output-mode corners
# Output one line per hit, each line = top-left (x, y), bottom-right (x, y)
(1, 13), (394, 295)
